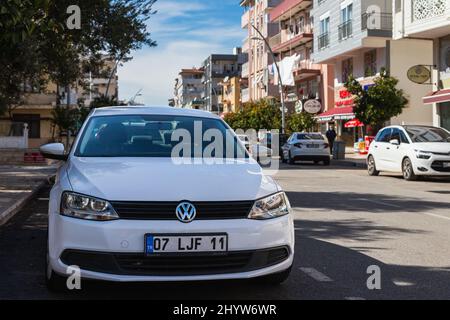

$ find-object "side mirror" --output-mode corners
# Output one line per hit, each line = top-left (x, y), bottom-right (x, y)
(389, 139), (400, 146)
(40, 143), (68, 161)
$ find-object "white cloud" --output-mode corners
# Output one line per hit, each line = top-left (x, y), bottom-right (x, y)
(118, 40), (227, 105)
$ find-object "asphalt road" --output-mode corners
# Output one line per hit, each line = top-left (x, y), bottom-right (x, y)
(0, 163), (449, 300)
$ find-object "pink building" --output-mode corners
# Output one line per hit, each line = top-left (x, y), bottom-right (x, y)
(240, 0), (282, 103)
(269, 0), (334, 116)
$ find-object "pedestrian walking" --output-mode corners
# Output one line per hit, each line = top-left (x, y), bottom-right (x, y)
(326, 125), (337, 155)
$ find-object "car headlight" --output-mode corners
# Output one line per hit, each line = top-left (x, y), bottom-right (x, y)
(61, 192), (119, 221)
(414, 150), (432, 160)
(248, 192), (291, 220)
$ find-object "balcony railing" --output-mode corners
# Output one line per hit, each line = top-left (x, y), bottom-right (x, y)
(412, 0), (447, 21)
(241, 88), (250, 103)
(241, 62), (249, 78)
(317, 33), (329, 50)
(361, 13), (392, 31)
(338, 20), (353, 40)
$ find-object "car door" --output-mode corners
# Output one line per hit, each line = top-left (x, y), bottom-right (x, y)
(372, 128), (392, 171)
(384, 128), (409, 172)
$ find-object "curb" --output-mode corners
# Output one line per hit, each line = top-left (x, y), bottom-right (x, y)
(332, 160), (367, 169)
(0, 180), (47, 226)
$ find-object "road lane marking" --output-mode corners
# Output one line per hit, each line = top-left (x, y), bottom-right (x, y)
(300, 267), (333, 282)
(358, 198), (402, 208)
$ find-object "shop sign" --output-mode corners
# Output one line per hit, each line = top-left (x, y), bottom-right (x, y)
(303, 99), (322, 114)
(295, 100), (303, 114)
(407, 65), (431, 84)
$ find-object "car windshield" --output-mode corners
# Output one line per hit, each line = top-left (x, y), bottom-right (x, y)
(404, 126), (450, 143)
(297, 133), (324, 140)
(75, 115), (248, 158)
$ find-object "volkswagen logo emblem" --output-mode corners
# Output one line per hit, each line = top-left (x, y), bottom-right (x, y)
(175, 202), (197, 223)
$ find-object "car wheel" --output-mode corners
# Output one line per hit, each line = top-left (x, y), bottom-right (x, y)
(402, 157), (417, 181)
(288, 152), (295, 165)
(367, 155), (380, 176)
(45, 240), (67, 293)
(281, 152), (287, 164)
(257, 267), (291, 285)
(323, 158), (330, 166)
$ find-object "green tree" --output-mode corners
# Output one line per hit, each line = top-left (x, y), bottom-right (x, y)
(345, 69), (408, 132)
(287, 112), (317, 133)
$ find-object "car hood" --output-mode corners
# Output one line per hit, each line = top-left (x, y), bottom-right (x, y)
(66, 157), (280, 201)
(412, 142), (450, 154)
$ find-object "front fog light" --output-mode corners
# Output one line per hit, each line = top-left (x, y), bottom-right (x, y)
(248, 192), (291, 220)
(61, 192), (119, 221)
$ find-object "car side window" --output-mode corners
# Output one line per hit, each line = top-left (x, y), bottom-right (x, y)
(376, 128), (392, 143)
(391, 128), (401, 142)
(399, 130), (410, 144)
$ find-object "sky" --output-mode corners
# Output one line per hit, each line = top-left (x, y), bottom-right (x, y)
(117, 0), (246, 105)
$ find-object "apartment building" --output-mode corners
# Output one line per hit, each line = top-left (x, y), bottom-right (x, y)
(173, 68), (204, 109)
(202, 49), (247, 113)
(218, 76), (242, 114)
(269, 0), (335, 115)
(392, 0), (450, 130)
(3, 57), (119, 148)
(241, 0), (282, 102)
(311, 0), (397, 142)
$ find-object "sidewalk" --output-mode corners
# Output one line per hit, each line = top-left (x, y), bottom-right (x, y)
(0, 165), (57, 226)
(331, 147), (368, 169)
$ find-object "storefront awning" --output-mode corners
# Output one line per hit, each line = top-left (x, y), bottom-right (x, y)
(316, 106), (355, 122)
(423, 89), (450, 105)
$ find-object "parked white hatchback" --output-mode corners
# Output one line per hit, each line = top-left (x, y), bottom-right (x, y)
(41, 106), (294, 290)
(281, 132), (331, 166)
(367, 125), (450, 180)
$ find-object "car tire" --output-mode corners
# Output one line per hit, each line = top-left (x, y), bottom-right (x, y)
(257, 267), (292, 285)
(45, 240), (67, 293)
(402, 157), (417, 181)
(367, 155), (380, 176)
(281, 152), (287, 164)
(288, 152), (295, 165)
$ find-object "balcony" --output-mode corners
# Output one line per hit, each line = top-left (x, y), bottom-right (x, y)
(241, 88), (250, 103)
(396, 0), (450, 38)
(317, 33), (329, 50)
(22, 93), (57, 107)
(270, 0), (312, 23)
(293, 59), (321, 80)
(361, 13), (392, 37)
(271, 26), (313, 53)
(241, 62), (249, 78)
(242, 36), (250, 52)
(241, 10), (250, 29)
(338, 20), (353, 41)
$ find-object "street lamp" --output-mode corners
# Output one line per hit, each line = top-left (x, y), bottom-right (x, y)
(249, 24), (286, 134)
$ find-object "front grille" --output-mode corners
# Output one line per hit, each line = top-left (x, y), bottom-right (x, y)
(60, 247), (291, 276)
(431, 161), (450, 172)
(110, 201), (254, 220)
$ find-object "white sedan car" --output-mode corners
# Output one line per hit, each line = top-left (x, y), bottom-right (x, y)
(367, 125), (450, 180)
(41, 107), (294, 291)
(281, 132), (331, 166)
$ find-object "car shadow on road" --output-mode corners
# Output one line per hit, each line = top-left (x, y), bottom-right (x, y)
(286, 191), (450, 213)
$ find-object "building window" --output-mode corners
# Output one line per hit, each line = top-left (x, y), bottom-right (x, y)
(364, 49), (377, 77)
(12, 114), (40, 139)
(339, 3), (353, 40)
(318, 16), (330, 50)
(342, 58), (353, 83)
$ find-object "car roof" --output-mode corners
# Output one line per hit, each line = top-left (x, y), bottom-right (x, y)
(90, 106), (220, 119)
(292, 132), (323, 135)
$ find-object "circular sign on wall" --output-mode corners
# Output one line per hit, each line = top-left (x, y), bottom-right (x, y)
(303, 99), (322, 114)
(407, 65), (431, 84)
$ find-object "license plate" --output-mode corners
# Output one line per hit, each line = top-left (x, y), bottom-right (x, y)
(145, 234), (228, 254)
(443, 162), (450, 168)
(307, 144), (320, 148)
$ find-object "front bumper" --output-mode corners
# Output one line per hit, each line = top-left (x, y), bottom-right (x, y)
(49, 214), (295, 281)
(413, 156), (450, 176)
